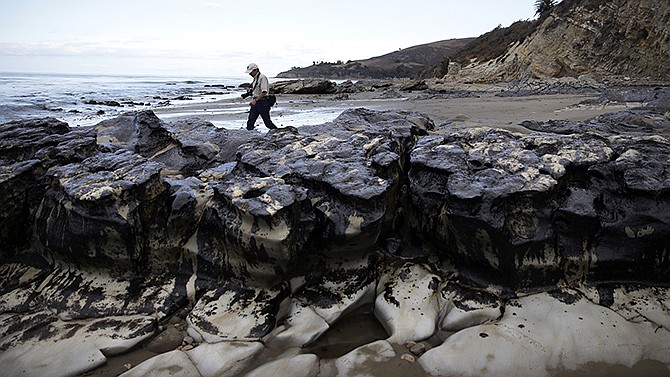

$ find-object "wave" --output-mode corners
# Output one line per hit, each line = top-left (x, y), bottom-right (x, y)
(0, 72), (251, 126)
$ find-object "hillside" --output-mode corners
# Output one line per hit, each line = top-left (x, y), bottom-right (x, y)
(436, 0), (670, 82)
(278, 0), (669, 83)
(276, 38), (474, 79)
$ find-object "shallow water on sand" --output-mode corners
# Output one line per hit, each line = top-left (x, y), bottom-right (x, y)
(303, 304), (389, 359)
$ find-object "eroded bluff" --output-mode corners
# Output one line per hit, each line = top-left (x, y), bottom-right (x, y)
(1, 107), (669, 376)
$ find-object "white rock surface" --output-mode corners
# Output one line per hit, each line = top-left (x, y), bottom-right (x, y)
(375, 263), (441, 343)
(438, 282), (502, 331)
(0, 262), (179, 321)
(186, 341), (265, 377)
(419, 289), (670, 377)
(244, 354), (320, 377)
(440, 304), (501, 331)
(321, 339), (397, 377)
(583, 285), (670, 363)
(0, 313), (155, 377)
(121, 341), (264, 377)
(119, 350), (200, 377)
(310, 280), (376, 325)
(296, 257), (377, 325)
(187, 283), (289, 342)
(263, 299), (330, 349)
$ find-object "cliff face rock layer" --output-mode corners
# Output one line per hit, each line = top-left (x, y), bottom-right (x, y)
(1, 102), (670, 376)
(457, 0), (670, 81)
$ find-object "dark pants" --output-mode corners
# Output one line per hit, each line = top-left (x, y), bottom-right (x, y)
(247, 99), (277, 130)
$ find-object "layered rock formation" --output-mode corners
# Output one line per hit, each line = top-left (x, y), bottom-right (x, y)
(270, 79), (338, 95)
(277, 0), (669, 83)
(1, 99), (670, 376)
(454, 0), (670, 82)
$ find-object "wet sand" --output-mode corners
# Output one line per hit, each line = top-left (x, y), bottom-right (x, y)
(154, 87), (641, 131)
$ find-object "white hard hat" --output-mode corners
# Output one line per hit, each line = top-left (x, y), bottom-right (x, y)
(245, 63), (259, 74)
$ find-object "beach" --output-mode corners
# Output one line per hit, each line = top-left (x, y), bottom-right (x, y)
(154, 84), (640, 132)
(0, 72), (644, 131)
(4, 75), (668, 377)
(4, 0), (670, 375)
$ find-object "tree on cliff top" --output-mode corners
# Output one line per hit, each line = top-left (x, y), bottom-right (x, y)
(535, 0), (558, 16)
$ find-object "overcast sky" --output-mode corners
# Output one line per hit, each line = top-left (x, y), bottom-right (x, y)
(0, 0), (537, 77)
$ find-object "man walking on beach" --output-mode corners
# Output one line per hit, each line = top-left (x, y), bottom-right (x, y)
(245, 63), (277, 131)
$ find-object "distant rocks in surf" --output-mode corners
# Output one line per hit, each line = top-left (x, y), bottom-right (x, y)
(266, 76), (621, 99)
(270, 78), (338, 94)
(204, 83), (237, 89)
(84, 99), (123, 107)
(0, 72), (253, 126)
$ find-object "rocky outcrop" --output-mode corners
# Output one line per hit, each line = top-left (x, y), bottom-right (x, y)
(408, 109), (670, 288)
(95, 111), (251, 173)
(1, 103), (670, 376)
(0, 117), (97, 256)
(270, 79), (337, 95)
(271, 78), (478, 97)
(453, 0), (670, 82)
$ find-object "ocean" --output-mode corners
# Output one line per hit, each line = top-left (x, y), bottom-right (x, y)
(0, 72), (250, 127)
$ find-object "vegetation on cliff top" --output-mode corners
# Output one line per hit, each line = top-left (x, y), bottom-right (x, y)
(279, 0), (669, 82)
(276, 38), (473, 80)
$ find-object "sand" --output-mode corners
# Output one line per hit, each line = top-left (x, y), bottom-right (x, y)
(153, 86), (640, 131)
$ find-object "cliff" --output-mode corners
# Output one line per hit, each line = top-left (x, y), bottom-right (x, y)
(447, 0), (670, 82)
(280, 0), (670, 82)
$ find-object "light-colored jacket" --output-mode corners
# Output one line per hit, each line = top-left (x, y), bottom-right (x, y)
(251, 72), (270, 98)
